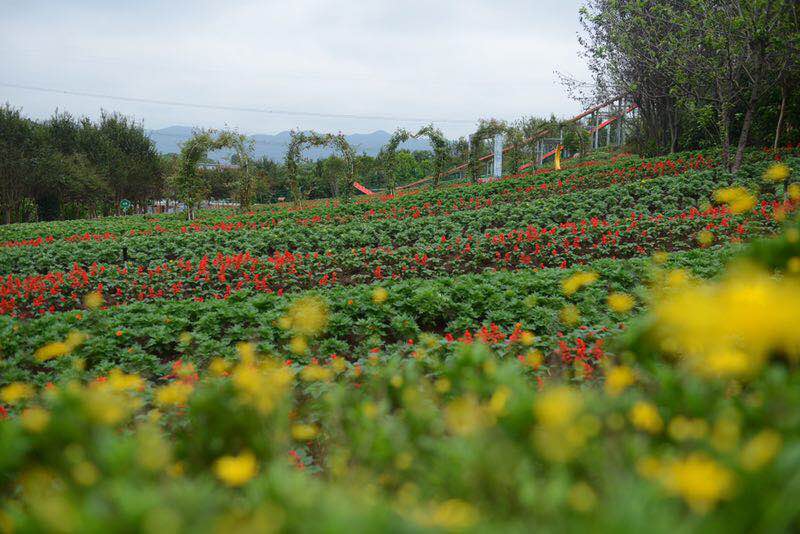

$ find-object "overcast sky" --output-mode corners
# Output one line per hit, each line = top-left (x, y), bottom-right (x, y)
(0, 0), (591, 138)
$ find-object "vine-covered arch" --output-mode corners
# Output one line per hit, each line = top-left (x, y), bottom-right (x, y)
(468, 119), (509, 183)
(285, 131), (356, 204)
(379, 124), (449, 192)
(172, 129), (255, 220)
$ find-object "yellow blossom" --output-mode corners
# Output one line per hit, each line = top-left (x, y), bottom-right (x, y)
(285, 296), (328, 335)
(289, 336), (308, 355)
(652, 251), (669, 264)
(372, 286), (388, 304)
(561, 271), (599, 296)
(155, 382), (194, 407)
(417, 499), (479, 530)
(488, 385), (511, 415)
(72, 461), (100, 486)
(535, 386), (583, 427)
(106, 369), (144, 392)
(1, 382), (34, 404)
(697, 231), (714, 246)
(604, 366), (635, 397)
(714, 187), (756, 214)
(763, 162), (790, 182)
(445, 395), (492, 436)
(740, 430), (782, 471)
(83, 291), (103, 310)
(291, 424), (319, 441)
(21, 406), (51, 433)
(209, 357), (232, 376)
(34, 342), (70, 362)
(568, 482), (597, 513)
(629, 401), (663, 434)
(522, 349), (543, 369)
(787, 183), (800, 201)
(236, 342), (256, 364)
(607, 292), (635, 313)
(214, 451), (258, 487)
(661, 454), (734, 514)
(668, 416), (708, 442)
(300, 364), (333, 382)
(560, 304), (580, 326)
(520, 331), (536, 346)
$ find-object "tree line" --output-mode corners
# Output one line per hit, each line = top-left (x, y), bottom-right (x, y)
(578, 0), (800, 171)
(2, 106), (584, 223)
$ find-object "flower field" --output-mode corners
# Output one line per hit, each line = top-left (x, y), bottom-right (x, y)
(1, 147), (800, 532)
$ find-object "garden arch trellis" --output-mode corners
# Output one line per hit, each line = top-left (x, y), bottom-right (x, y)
(467, 119), (510, 183)
(173, 129), (256, 220)
(285, 131), (356, 204)
(378, 124), (450, 193)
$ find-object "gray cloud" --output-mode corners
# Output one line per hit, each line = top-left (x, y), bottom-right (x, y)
(0, 0), (590, 138)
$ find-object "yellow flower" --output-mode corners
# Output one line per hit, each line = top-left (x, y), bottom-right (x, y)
(535, 386), (583, 427)
(34, 342), (70, 362)
(568, 482), (597, 513)
(763, 162), (790, 182)
(434, 378), (451, 394)
(787, 257), (800, 274)
(661, 454), (734, 514)
(520, 331), (536, 346)
(372, 286), (388, 304)
(740, 430), (782, 471)
(607, 292), (635, 313)
(214, 451), (258, 487)
(21, 406), (51, 433)
(300, 364), (333, 382)
(629, 401), (663, 434)
(72, 461), (100, 486)
(697, 231), (714, 246)
(155, 382), (194, 407)
(1, 382), (34, 404)
(522, 349), (543, 369)
(701, 347), (760, 379)
(285, 296), (328, 335)
(289, 336), (308, 355)
(652, 251), (669, 265)
(604, 366), (635, 397)
(106, 369), (144, 392)
(713, 187), (756, 214)
(236, 342), (256, 364)
(668, 416), (708, 442)
(445, 395), (491, 436)
(83, 291), (103, 309)
(559, 304), (580, 326)
(418, 499), (479, 530)
(209, 357), (232, 376)
(488, 385), (511, 415)
(787, 183), (800, 201)
(291, 424), (319, 441)
(561, 271), (599, 296)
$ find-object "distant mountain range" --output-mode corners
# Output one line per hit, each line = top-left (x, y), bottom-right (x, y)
(145, 126), (434, 161)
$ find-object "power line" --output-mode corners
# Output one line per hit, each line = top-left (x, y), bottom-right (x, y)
(0, 82), (477, 125)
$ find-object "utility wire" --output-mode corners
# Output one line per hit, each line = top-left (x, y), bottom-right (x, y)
(0, 82), (477, 125)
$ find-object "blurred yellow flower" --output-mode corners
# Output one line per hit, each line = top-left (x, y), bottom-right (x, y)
(289, 336), (308, 355)
(661, 454), (734, 514)
(535, 386), (583, 427)
(214, 451), (258, 487)
(568, 482), (597, 513)
(740, 430), (782, 471)
(285, 296), (328, 335)
(418, 499), (479, 530)
(300, 364), (333, 382)
(607, 292), (635, 313)
(788, 183), (800, 200)
(668, 416), (708, 442)
(155, 382), (193, 407)
(291, 424), (319, 441)
(562, 271), (599, 296)
(34, 342), (70, 362)
(83, 291), (103, 310)
(1, 382), (34, 404)
(630, 401), (663, 434)
(445, 395), (491, 436)
(604, 366), (635, 397)
(763, 162), (790, 182)
(372, 286), (389, 304)
(713, 187), (756, 214)
(21, 406), (50, 433)
(697, 230), (714, 246)
(520, 331), (536, 346)
(560, 304), (580, 326)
